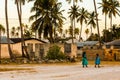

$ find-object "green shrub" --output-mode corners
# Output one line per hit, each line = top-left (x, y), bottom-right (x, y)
(46, 44), (66, 60)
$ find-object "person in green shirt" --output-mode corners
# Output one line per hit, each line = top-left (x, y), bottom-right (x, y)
(82, 52), (88, 68)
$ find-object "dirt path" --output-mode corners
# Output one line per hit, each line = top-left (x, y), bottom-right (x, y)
(0, 64), (120, 80)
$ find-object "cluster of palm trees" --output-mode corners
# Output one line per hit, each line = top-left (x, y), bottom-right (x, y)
(67, 0), (120, 43)
(67, 0), (100, 44)
(102, 24), (120, 42)
(1, 0), (120, 61)
(99, 0), (120, 42)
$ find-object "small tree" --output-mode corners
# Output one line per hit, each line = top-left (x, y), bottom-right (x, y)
(46, 45), (66, 60)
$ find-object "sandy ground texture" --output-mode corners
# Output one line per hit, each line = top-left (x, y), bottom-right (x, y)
(0, 63), (120, 80)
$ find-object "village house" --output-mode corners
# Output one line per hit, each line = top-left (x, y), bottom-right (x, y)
(1, 36), (77, 59)
(1, 36), (46, 58)
(103, 39), (120, 61)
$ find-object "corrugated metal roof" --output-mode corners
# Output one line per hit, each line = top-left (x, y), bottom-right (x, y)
(77, 41), (99, 47)
(1, 36), (14, 44)
(105, 39), (120, 46)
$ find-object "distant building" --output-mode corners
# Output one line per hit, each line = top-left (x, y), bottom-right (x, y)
(103, 39), (120, 60)
(1, 36), (46, 58)
(77, 41), (99, 50)
(105, 39), (120, 49)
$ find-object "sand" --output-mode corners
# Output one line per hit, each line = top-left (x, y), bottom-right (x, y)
(0, 63), (120, 80)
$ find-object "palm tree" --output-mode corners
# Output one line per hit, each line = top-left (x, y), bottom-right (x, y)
(74, 27), (79, 39)
(16, 26), (20, 37)
(93, 0), (101, 47)
(85, 28), (89, 40)
(51, 3), (66, 41)
(15, 0), (26, 58)
(110, 24), (120, 40)
(64, 29), (69, 37)
(87, 11), (96, 36)
(68, 26), (73, 37)
(0, 24), (5, 63)
(15, 0), (31, 58)
(66, 0), (83, 43)
(57, 28), (63, 37)
(24, 29), (34, 38)
(77, 7), (88, 41)
(108, 0), (120, 38)
(11, 27), (16, 38)
(66, 0), (82, 4)
(98, 0), (109, 30)
(98, 0), (109, 42)
(68, 5), (79, 43)
(29, 0), (64, 43)
(5, 0), (15, 61)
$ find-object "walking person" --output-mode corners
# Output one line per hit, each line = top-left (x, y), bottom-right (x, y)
(95, 53), (100, 68)
(82, 52), (88, 68)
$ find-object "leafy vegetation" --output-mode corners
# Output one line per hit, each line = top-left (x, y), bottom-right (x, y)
(46, 45), (66, 60)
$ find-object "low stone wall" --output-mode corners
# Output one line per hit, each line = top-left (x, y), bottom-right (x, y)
(80, 49), (105, 60)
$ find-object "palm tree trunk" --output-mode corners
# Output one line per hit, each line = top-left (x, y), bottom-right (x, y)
(49, 25), (54, 43)
(104, 14), (107, 42)
(93, 0), (101, 47)
(73, 0), (75, 43)
(110, 15), (113, 40)
(71, 19), (74, 43)
(5, 0), (14, 60)
(79, 24), (83, 42)
(73, 18), (76, 39)
(90, 26), (92, 36)
(16, 0), (29, 58)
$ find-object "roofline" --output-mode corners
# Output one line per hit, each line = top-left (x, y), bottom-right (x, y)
(10, 38), (47, 43)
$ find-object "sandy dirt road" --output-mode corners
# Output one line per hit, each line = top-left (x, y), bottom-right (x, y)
(0, 63), (120, 80)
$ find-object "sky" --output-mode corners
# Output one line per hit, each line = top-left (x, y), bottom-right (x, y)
(0, 0), (120, 40)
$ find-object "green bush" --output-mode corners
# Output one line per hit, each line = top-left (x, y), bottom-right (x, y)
(46, 44), (66, 60)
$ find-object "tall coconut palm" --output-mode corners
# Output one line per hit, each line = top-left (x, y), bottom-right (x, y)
(77, 7), (88, 41)
(15, 0), (31, 58)
(74, 27), (79, 39)
(68, 5), (79, 43)
(68, 26), (73, 37)
(0, 24), (5, 63)
(93, 0), (101, 47)
(15, 0), (26, 58)
(5, 0), (15, 60)
(87, 11), (96, 36)
(108, 0), (120, 36)
(98, 0), (109, 30)
(51, 3), (66, 40)
(98, 0), (109, 42)
(66, 0), (83, 43)
(11, 27), (16, 38)
(29, 0), (64, 43)
(85, 28), (89, 40)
